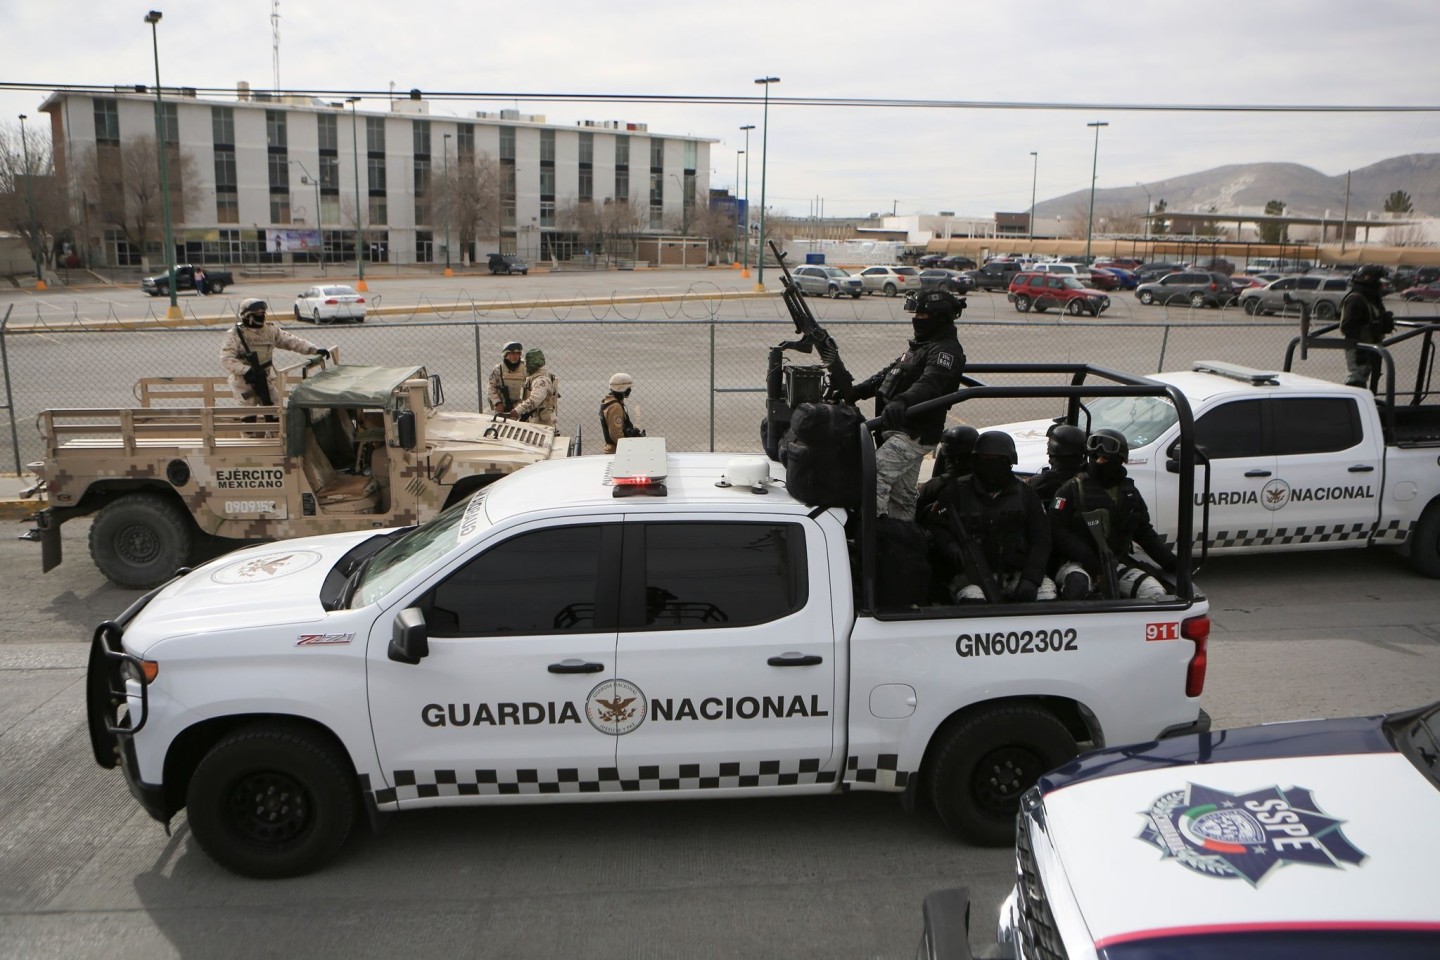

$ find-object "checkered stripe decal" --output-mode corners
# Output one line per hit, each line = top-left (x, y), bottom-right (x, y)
(364, 760), (837, 805)
(846, 754), (912, 791)
(1167, 520), (1414, 551)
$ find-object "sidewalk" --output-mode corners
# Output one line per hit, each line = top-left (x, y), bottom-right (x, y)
(0, 474), (37, 522)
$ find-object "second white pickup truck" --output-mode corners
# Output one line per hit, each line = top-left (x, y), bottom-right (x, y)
(998, 321), (1440, 576)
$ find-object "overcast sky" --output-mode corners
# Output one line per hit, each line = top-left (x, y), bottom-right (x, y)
(5, 0), (1439, 218)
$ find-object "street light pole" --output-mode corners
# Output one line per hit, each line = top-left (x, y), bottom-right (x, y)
(734, 149), (743, 266)
(442, 132), (453, 276)
(144, 11), (180, 319)
(739, 124), (754, 278)
(290, 159), (323, 273)
(17, 114), (44, 290)
(1137, 182), (1152, 241)
(346, 97), (367, 291)
(753, 79), (778, 293)
(1028, 150), (1038, 243)
(1084, 121), (1109, 266)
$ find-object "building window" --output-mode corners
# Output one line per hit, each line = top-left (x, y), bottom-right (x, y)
(416, 230), (433, 263)
(270, 195), (291, 224)
(94, 99), (119, 144)
(320, 154), (339, 191)
(211, 106), (234, 146)
(368, 155), (386, 193)
(216, 194), (238, 224)
(578, 167), (593, 204)
(650, 137), (664, 168)
(540, 200), (555, 227)
(684, 140), (697, 169)
(503, 165), (516, 228)
(368, 196), (387, 225)
(615, 134), (629, 203)
(413, 119), (430, 159)
(269, 153), (291, 191)
(650, 172), (664, 228)
(366, 116), (385, 153)
(317, 113), (337, 152)
(499, 127), (515, 161)
(159, 103), (179, 144)
(457, 124), (474, 161)
(266, 110), (287, 148)
(579, 131), (593, 166)
(414, 158), (431, 223)
(540, 129), (555, 163)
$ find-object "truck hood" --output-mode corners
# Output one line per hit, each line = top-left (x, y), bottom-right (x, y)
(425, 411), (565, 462)
(123, 530), (384, 650)
(1033, 720), (1440, 946)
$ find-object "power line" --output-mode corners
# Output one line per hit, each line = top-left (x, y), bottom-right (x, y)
(3, 81), (1439, 113)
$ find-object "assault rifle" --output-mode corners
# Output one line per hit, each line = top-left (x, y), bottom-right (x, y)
(769, 240), (854, 400)
(234, 324), (274, 407)
(941, 504), (1001, 603)
(1080, 508), (1119, 600)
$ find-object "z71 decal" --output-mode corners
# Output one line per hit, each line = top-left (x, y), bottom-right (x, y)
(956, 629), (1078, 657)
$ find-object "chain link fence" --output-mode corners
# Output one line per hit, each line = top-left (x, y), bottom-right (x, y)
(5, 290), (1436, 474)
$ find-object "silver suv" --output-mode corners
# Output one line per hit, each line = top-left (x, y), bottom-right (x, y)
(1239, 274), (1349, 318)
(791, 264), (863, 299)
(1134, 271), (1235, 308)
(857, 265), (922, 297)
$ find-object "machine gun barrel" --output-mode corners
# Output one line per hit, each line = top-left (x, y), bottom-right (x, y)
(768, 240), (854, 398)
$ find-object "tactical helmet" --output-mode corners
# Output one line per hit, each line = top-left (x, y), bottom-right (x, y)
(609, 372), (634, 391)
(913, 289), (962, 322)
(1087, 428), (1129, 461)
(934, 424), (978, 476)
(1046, 424), (1087, 458)
(524, 348), (546, 374)
(1350, 264), (1386, 287)
(239, 298), (268, 317)
(503, 340), (523, 353)
(973, 430), (1018, 464)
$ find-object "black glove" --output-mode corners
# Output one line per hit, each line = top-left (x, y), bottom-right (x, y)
(838, 384), (860, 404)
(1010, 579), (1040, 603)
(315, 348), (331, 360)
(243, 365), (265, 387)
(881, 400), (908, 433)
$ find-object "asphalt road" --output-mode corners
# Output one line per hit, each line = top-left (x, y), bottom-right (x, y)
(2, 520), (1438, 960)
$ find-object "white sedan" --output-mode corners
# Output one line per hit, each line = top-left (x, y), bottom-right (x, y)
(294, 284), (366, 323)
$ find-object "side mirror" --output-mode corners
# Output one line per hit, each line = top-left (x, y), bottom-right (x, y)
(388, 607), (429, 664)
(429, 373), (444, 407)
(396, 411), (416, 450)
(1165, 438), (1182, 473)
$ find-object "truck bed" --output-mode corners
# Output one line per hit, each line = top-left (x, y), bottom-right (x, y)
(1390, 404), (1440, 446)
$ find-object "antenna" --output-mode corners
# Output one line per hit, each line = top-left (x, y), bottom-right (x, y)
(271, 0), (281, 93)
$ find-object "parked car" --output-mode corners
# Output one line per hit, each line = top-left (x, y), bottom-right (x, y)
(141, 264), (234, 297)
(1394, 266), (1440, 292)
(791, 264), (863, 299)
(1244, 257), (1311, 275)
(1007, 272), (1110, 316)
(922, 701), (1440, 960)
(1135, 271), (1236, 308)
(1103, 266), (1139, 290)
(1031, 261), (1094, 285)
(856, 265), (922, 297)
(1401, 280), (1440, 302)
(1087, 267), (1124, 291)
(1239, 274), (1350, 318)
(917, 268), (976, 295)
(964, 260), (1024, 291)
(937, 255), (976, 271)
(916, 254), (945, 268)
(293, 284), (367, 323)
(1093, 257), (1142, 271)
(1130, 261), (1183, 283)
(487, 253), (529, 275)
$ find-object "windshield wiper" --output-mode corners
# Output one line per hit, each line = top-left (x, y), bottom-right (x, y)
(339, 555), (375, 609)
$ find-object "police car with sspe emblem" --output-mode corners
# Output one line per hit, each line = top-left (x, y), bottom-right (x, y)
(87, 369), (1212, 878)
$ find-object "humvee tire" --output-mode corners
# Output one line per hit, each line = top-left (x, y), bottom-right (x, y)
(89, 494), (195, 589)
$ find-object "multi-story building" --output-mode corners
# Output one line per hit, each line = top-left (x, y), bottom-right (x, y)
(40, 85), (714, 269)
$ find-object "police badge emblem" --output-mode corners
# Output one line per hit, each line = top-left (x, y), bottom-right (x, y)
(1139, 782), (1366, 885)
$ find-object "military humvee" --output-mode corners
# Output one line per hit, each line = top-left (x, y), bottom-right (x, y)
(24, 355), (576, 588)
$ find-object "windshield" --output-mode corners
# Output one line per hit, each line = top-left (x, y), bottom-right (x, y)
(1060, 278), (1087, 290)
(823, 267), (851, 278)
(1084, 395), (1178, 451)
(350, 494), (488, 606)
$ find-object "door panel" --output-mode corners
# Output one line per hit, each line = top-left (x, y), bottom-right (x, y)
(1155, 398), (1274, 546)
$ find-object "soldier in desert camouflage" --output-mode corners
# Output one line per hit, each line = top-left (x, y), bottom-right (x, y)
(486, 340), (527, 414)
(220, 298), (329, 406)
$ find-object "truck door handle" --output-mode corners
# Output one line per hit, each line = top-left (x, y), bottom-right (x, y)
(547, 659), (605, 674)
(767, 652), (823, 667)
(1244, 469), (1271, 477)
(1347, 464), (1375, 473)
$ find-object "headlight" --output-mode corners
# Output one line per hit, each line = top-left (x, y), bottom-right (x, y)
(119, 658), (159, 685)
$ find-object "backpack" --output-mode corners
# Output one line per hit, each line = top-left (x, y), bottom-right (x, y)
(779, 402), (865, 510)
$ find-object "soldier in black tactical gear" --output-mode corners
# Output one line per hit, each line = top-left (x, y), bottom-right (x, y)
(923, 430), (1054, 602)
(1339, 264), (1394, 390)
(844, 288), (966, 520)
(916, 423), (978, 520)
(1026, 423), (1088, 503)
(1050, 428), (1176, 601)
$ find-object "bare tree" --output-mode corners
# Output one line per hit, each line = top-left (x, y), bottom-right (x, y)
(557, 196), (648, 264)
(73, 134), (198, 264)
(676, 200), (738, 264)
(433, 151), (503, 260)
(0, 121), (73, 270)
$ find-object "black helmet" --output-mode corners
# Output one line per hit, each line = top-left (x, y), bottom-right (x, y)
(973, 430), (1018, 464)
(934, 424), (978, 476)
(912, 289), (963, 323)
(1087, 428), (1129, 461)
(1350, 264), (1385, 287)
(1046, 424), (1087, 458)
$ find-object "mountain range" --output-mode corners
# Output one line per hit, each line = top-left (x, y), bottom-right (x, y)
(1034, 153), (1440, 222)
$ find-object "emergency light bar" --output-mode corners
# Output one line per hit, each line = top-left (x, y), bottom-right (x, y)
(610, 437), (668, 497)
(1192, 360), (1279, 386)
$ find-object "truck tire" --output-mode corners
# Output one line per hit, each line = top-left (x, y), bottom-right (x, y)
(209, 280), (225, 294)
(1313, 300), (1336, 320)
(89, 494), (195, 589)
(185, 721), (357, 878)
(1409, 502), (1440, 578)
(927, 705), (1076, 846)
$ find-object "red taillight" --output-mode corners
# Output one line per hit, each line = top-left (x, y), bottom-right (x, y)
(324, 298), (339, 305)
(1182, 614), (1210, 697)
(355, 297), (365, 304)
(613, 475), (658, 486)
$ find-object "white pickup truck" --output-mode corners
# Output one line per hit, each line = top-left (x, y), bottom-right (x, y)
(87, 369), (1213, 878)
(997, 322), (1440, 576)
